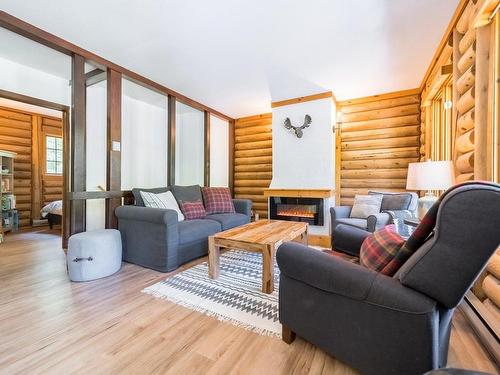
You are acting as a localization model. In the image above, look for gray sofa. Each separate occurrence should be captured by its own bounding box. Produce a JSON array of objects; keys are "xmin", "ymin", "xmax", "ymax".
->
[
  {"xmin": 277, "ymin": 182, "xmax": 500, "ymax": 375},
  {"xmin": 115, "ymin": 185, "xmax": 252, "ymax": 272},
  {"xmin": 331, "ymin": 191, "xmax": 419, "ymax": 234}
]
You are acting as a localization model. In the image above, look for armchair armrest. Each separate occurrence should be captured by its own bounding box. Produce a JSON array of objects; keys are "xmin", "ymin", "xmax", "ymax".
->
[
  {"xmin": 277, "ymin": 242, "xmax": 436, "ymax": 313},
  {"xmin": 233, "ymin": 199, "xmax": 252, "ymax": 217},
  {"xmin": 367, "ymin": 212, "xmax": 392, "ymax": 232},
  {"xmin": 331, "ymin": 206, "xmax": 352, "ymax": 221},
  {"xmin": 115, "ymin": 205, "xmax": 179, "ymax": 224}
]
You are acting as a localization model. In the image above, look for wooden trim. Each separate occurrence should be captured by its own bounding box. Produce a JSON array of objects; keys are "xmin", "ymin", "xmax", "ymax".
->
[
  {"xmin": 204, "ymin": 111, "xmax": 210, "ymax": 187},
  {"xmin": 337, "ymin": 88, "xmax": 421, "ymax": 107},
  {"xmin": 335, "ymin": 124, "xmax": 342, "ymax": 203},
  {"xmin": 70, "ymin": 54, "xmax": 86, "ymax": 235},
  {"xmin": 0, "ymin": 89, "xmax": 68, "ymax": 111},
  {"xmin": 0, "ymin": 11, "xmax": 233, "ymax": 122},
  {"xmin": 271, "ymin": 91, "xmax": 333, "ymax": 108},
  {"xmin": 419, "ymin": 0, "xmax": 470, "ymax": 90},
  {"xmin": 263, "ymin": 188, "xmax": 336, "ymax": 198},
  {"xmin": 67, "ymin": 191, "xmax": 133, "ymax": 200},
  {"xmin": 228, "ymin": 119, "xmax": 235, "ymax": 194},
  {"xmin": 105, "ymin": 69, "xmax": 122, "ymax": 229},
  {"xmin": 167, "ymin": 95, "xmax": 176, "ymax": 186},
  {"xmin": 31, "ymin": 115, "xmax": 42, "ymax": 226}
]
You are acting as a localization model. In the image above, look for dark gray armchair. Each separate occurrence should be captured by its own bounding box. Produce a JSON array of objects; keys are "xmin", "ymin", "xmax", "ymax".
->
[
  {"xmin": 277, "ymin": 183, "xmax": 500, "ymax": 375},
  {"xmin": 331, "ymin": 191, "xmax": 419, "ymax": 234}
]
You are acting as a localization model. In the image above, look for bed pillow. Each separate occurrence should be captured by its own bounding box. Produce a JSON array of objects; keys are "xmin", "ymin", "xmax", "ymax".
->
[
  {"xmin": 202, "ymin": 187, "xmax": 235, "ymax": 214},
  {"xmin": 350, "ymin": 194, "xmax": 383, "ymax": 219},
  {"xmin": 359, "ymin": 224, "xmax": 406, "ymax": 276},
  {"xmin": 140, "ymin": 191, "xmax": 184, "ymax": 221},
  {"xmin": 180, "ymin": 200, "xmax": 207, "ymax": 220}
]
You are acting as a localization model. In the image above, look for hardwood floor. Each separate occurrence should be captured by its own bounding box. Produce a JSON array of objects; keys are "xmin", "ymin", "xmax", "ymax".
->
[{"xmin": 0, "ymin": 229, "xmax": 498, "ymax": 375}]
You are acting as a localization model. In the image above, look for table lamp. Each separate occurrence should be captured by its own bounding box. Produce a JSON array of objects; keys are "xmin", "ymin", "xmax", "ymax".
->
[{"xmin": 406, "ymin": 160, "xmax": 455, "ymax": 219}]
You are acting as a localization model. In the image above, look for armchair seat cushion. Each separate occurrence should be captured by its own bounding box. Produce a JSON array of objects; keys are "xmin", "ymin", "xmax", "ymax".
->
[
  {"xmin": 206, "ymin": 213, "xmax": 249, "ymax": 230},
  {"xmin": 335, "ymin": 218, "xmax": 368, "ymax": 230},
  {"xmin": 177, "ymin": 219, "xmax": 221, "ymax": 245}
]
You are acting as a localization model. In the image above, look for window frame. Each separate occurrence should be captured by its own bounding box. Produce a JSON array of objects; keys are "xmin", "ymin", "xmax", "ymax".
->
[{"xmin": 44, "ymin": 134, "xmax": 63, "ymax": 176}]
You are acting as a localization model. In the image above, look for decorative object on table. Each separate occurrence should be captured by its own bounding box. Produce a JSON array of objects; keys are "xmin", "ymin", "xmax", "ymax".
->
[
  {"xmin": 383, "ymin": 209, "xmax": 417, "ymax": 239},
  {"xmin": 284, "ymin": 114, "xmax": 311, "ymax": 138},
  {"xmin": 67, "ymin": 229, "xmax": 122, "ymax": 282},
  {"xmin": 0, "ymin": 150, "xmax": 16, "ymax": 243},
  {"xmin": 143, "ymin": 249, "xmax": 281, "ymax": 337},
  {"xmin": 406, "ymin": 160, "xmax": 455, "ymax": 219}
]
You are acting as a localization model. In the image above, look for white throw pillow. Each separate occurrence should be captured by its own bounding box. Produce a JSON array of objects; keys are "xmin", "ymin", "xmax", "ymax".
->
[
  {"xmin": 140, "ymin": 191, "xmax": 185, "ymax": 221},
  {"xmin": 350, "ymin": 194, "xmax": 383, "ymax": 219}
]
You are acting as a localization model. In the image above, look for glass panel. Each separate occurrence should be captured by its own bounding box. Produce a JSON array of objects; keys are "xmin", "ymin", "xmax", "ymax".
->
[
  {"xmin": 209, "ymin": 115, "xmax": 229, "ymax": 187},
  {"xmin": 0, "ymin": 27, "xmax": 71, "ymax": 105},
  {"xmin": 46, "ymin": 149, "xmax": 55, "ymax": 162},
  {"xmin": 175, "ymin": 102, "xmax": 204, "ymax": 186},
  {"xmin": 46, "ymin": 136, "xmax": 56, "ymax": 149},
  {"xmin": 121, "ymin": 77, "xmax": 168, "ymax": 189},
  {"xmin": 46, "ymin": 161, "xmax": 56, "ymax": 174},
  {"xmin": 85, "ymin": 61, "xmax": 107, "ymax": 230}
]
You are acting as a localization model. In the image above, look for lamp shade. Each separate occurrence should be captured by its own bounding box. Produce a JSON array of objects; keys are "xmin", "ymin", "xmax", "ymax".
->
[{"xmin": 406, "ymin": 161, "xmax": 455, "ymax": 190}]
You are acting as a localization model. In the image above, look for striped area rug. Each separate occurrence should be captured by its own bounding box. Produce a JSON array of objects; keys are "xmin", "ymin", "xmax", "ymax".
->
[{"xmin": 142, "ymin": 250, "xmax": 280, "ymax": 337}]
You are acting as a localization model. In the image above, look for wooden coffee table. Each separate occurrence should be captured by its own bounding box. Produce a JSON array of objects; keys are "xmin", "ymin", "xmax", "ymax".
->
[{"xmin": 208, "ymin": 220, "xmax": 308, "ymax": 294}]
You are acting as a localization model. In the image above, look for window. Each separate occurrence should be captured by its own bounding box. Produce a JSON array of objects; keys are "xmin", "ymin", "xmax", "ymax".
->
[{"xmin": 46, "ymin": 136, "xmax": 63, "ymax": 174}]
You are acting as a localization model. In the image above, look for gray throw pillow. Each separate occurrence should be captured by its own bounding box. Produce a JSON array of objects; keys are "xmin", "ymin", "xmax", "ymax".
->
[
  {"xmin": 350, "ymin": 194, "xmax": 383, "ymax": 219},
  {"xmin": 369, "ymin": 191, "xmax": 412, "ymax": 211},
  {"xmin": 170, "ymin": 185, "xmax": 203, "ymax": 205}
]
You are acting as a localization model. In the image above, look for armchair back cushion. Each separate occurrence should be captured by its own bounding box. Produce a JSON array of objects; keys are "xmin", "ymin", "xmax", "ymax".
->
[
  {"xmin": 369, "ymin": 190, "xmax": 418, "ymax": 212},
  {"xmin": 132, "ymin": 186, "xmax": 169, "ymax": 206},
  {"xmin": 398, "ymin": 182, "xmax": 500, "ymax": 309},
  {"xmin": 349, "ymin": 194, "xmax": 383, "ymax": 219}
]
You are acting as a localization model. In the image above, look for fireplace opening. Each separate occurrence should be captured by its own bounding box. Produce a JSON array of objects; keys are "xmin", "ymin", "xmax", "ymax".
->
[{"xmin": 269, "ymin": 197, "xmax": 323, "ymax": 226}]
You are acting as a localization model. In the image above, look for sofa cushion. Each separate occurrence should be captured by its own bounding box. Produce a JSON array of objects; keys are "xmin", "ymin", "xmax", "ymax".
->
[
  {"xmin": 206, "ymin": 213, "xmax": 249, "ymax": 230},
  {"xmin": 369, "ymin": 191, "xmax": 413, "ymax": 211},
  {"xmin": 202, "ymin": 187, "xmax": 235, "ymax": 214},
  {"xmin": 350, "ymin": 194, "xmax": 383, "ymax": 218},
  {"xmin": 336, "ymin": 218, "xmax": 368, "ymax": 230},
  {"xmin": 177, "ymin": 219, "xmax": 221, "ymax": 245},
  {"xmin": 132, "ymin": 187, "xmax": 169, "ymax": 206},
  {"xmin": 171, "ymin": 185, "xmax": 203, "ymax": 205},
  {"xmin": 140, "ymin": 191, "xmax": 184, "ymax": 221},
  {"xmin": 180, "ymin": 200, "xmax": 207, "ymax": 220},
  {"xmin": 360, "ymin": 224, "xmax": 405, "ymax": 276}
]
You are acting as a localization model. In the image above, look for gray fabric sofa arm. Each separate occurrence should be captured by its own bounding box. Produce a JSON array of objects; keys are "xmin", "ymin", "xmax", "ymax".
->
[
  {"xmin": 233, "ymin": 199, "xmax": 252, "ymax": 217},
  {"xmin": 366, "ymin": 212, "xmax": 392, "ymax": 232},
  {"xmin": 277, "ymin": 242, "xmax": 436, "ymax": 313},
  {"xmin": 115, "ymin": 205, "xmax": 180, "ymax": 224}
]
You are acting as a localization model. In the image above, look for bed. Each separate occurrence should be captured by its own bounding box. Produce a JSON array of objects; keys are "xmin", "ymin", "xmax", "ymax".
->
[{"xmin": 41, "ymin": 200, "xmax": 62, "ymax": 229}]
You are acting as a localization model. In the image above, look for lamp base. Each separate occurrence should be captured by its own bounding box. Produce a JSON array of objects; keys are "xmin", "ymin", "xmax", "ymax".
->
[{"xmin": 417, "ymin": 191, "xmax": 438, "ymax": 219}]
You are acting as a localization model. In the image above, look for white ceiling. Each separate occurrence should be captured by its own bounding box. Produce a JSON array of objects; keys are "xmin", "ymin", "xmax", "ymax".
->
[{"xmin": 0, "ymin": 0, "xmax": 459, "ymax": 118}]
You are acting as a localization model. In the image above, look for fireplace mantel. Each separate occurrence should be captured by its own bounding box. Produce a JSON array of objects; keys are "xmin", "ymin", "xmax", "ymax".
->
[{"xmin": 263, "ymin": 188, "xmax": 336, "ymax": 199}]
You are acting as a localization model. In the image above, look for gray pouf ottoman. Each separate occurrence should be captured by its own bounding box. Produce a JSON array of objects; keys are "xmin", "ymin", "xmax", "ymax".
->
[{"xmin": 67, "ymin": 229, "xmax": 122, "ymax": 282}]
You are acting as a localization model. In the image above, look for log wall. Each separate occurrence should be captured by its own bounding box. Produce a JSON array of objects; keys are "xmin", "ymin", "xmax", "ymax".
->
[
  {"xmin": 337, "ymin": 90, "xmax": 421, "ymax": 205},
  {"xmin": 234, "ymin": 113, "xmax": 272, "ymax": 218}
]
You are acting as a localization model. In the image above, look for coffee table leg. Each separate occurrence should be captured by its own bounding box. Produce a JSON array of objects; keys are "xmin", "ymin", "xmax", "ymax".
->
[
  {"xmin": 302, "ymin": 226, "xmax": 309, "ymax": 246},
  {"xmin": 262, "ymin": 244, "xmax": 275, "ymax": 293},
  {"xmin": 208, "ymin": 236, "xmax": 220, "ymax": 279}
]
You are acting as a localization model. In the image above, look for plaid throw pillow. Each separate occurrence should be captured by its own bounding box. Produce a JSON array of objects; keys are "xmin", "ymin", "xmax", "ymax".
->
[
  {"xmin": 202, "ymin": 187, "xmax": 235, "ymax": 214},
  {"xmin": 180, "ymin": 200, "xmax": 206, "ymax": 220},
  {"xmin": 360, "ymin": 224, "xmax": 405, "ymax": 276}
]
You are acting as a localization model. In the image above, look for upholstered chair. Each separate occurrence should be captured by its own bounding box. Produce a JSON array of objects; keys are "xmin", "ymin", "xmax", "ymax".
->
[{"xmin": 277, "ymin": 182, "xmax": 500, "ymax": 375}]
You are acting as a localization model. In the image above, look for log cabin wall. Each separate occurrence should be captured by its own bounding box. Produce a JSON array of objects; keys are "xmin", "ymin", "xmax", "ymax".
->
[
  {"xmin": 0, "ymin": 105, "xmax": 63, "ymax": 227},
  {"xmin": 336, "ymin": 90, "xmax": 421, "ymax": 205},
  {"xmin": 233, "ymin": 113, "xmax": 272, "ymax": 219}
]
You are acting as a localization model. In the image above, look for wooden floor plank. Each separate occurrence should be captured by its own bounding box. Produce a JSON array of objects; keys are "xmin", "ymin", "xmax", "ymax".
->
[{"xmin": 0, "ymin": 228, "xmax": 497, "ymax": 374}]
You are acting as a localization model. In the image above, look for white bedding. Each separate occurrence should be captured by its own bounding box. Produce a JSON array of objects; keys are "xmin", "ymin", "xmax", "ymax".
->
[{"xmin": 41, "ymin": 200, "xmax": 63, "ymax": 218}]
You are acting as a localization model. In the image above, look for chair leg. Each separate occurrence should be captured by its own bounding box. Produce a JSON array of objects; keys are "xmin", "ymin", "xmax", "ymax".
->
[{"xmin": 282, "ymin": 324, "xmax": 296, "ymax": 344}]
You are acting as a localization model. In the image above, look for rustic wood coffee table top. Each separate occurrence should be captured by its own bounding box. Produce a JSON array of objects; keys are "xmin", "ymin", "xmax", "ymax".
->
[{"xmin": 208, "ymin": 220, "xmax": 309, "ymax": 294}]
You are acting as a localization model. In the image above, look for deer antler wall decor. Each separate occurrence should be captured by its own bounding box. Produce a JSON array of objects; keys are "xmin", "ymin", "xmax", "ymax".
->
[{"xmin": 283, "ymin": 115, "xmax": 312, "ymax": 138}]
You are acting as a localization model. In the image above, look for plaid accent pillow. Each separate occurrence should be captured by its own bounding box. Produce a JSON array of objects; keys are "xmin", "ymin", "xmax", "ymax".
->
[
  {"xmin": 179, "ymin": 200, "xmax": 206, "ymax": 220},
  {"xmin": 202, "ymin": 187, "xmax": 235, "ymax": 214},
  {"xmin": 360, "ymin": 224, "xmax": 405, "ymax": 275}
]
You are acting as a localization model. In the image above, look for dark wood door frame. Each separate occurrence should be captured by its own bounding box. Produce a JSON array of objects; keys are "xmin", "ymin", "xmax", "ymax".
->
[
  {"xmin": 204, "ymin": 111, "xmax": 211, "ymax": 187},
  {"xmin": 167, "ymin": 95, "xmax": 176, "ymax": 186},
  {"xmin": 0, "ymin": 88, "xmax": 71, "ymax": 247}
]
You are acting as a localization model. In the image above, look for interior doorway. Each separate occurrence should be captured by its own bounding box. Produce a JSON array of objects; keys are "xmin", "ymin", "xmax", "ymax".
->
[{"xmin": 0, "ymin": 89, "xmax": 69, "ymax": 245}]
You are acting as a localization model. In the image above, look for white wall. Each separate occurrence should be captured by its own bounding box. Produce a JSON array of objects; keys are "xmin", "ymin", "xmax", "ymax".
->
[
  {"xmin": 0, "ymin": 57, "xmax": 70, "ymax": 105},
  {"xmin": 85, "ymin": 81, "xmax": 107, "ymax": 230},
  {"xmin": 271, "ymin": 98, "xmax": 335, "ymax": 189},
  {"xmin": 121, "ymin": 82, "xmax": 168, "ymax": 189},
  {"xmin": 209, "ymin": 115, "xmax": 229, "ymax": 187}
]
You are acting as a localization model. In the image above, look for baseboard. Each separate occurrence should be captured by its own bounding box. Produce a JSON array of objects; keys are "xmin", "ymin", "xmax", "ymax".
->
[{"xmin": 308, "ymin": 234, "xmax": 331, "ymax": 248}]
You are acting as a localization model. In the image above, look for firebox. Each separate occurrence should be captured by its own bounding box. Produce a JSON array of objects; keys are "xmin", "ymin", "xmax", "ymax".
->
[{"xmin": 269, "ymin": 197, "xmax": 324, "ymax": 226}]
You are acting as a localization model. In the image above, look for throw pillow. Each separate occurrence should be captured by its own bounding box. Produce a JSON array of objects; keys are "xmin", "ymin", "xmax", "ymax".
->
[
  {"xmin": 202, "ymin": 187, "xmax": 235, "ymax": 214},
  {"xmin": 359, "ymin": 224, "xmax": 405, "ymax": 276},
  {"xmin": 180, "ymin": 200, "xmax": 207, "ymax": 220},
  {"xmin": 140, "ymin": 191, "xmax": 185, "ymax": 221},
  {"xmin": 350, "ymin": 194, "xmax": 383, "ymax": 219}
]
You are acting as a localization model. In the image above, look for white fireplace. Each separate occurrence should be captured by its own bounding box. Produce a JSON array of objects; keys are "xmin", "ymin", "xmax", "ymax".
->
[{"xmin": 265, "ymin": 93, "xmax": 336, "ymax": 238}]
